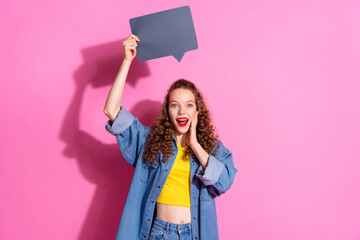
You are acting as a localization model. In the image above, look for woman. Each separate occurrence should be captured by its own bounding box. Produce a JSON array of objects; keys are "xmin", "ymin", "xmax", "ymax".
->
[{"xmin": 103, "ymin": 34, "xmax": 238, "ymax": 240}]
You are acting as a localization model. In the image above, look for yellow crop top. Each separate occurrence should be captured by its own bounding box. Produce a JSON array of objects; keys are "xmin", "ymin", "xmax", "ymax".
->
[{"xmin": 157, "ymin": 142, "xmax": 191, "ymax": 208}]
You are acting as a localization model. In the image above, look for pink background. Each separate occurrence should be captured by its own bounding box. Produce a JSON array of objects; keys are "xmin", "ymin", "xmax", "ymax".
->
[{"xmin": 1, "ymin": 0, "xmax": 360, "ymax": 239}]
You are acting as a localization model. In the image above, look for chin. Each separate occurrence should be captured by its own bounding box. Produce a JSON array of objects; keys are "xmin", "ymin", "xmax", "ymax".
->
[{"xmin": 175, "ymin": 127, "xmax": 190, "ymax": 135}]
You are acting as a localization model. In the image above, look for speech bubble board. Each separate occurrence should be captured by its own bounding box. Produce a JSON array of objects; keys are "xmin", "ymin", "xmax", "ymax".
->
[{"xmin": 129, "ymin": 6, "xmax": 198, "ymax": 62}]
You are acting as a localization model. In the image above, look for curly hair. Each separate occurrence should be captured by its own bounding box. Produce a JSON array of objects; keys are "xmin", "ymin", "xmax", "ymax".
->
[{"xmin": 142, "ymin": 79, "xmax": 218, "ymax": 164}]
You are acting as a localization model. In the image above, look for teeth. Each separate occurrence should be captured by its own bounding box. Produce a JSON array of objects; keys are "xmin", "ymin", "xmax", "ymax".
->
[{"xmin": 177, "ymin": 119, "xmax": 188, "ymax": 122}]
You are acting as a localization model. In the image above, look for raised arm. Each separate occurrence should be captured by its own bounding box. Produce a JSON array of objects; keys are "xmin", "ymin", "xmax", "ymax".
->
[{"xmin": 103, "ymin": 34, "xmax": 140, "ymax": 121}]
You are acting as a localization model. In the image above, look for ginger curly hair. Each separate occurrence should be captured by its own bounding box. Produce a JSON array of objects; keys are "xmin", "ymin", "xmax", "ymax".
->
[{"xmin": 142, "ymin": 79, "xmax": 218, "ymax": 164}]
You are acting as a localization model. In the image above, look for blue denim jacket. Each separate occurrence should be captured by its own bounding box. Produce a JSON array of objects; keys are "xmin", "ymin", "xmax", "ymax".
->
[{"xmin": 105, "ymin": 107, "xmax": 238, "ymax": 240}]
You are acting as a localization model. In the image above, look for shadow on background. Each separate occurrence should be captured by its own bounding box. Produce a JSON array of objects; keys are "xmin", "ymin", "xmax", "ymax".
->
[{"xmin": 59, "ymin": 39, "xmax": 161, "ymax": 240}]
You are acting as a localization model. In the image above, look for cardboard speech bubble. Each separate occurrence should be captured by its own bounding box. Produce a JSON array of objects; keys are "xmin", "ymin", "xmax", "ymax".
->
[{"xmin": 129, "ymin": 6, "xmax": 198, "ymax": 62}]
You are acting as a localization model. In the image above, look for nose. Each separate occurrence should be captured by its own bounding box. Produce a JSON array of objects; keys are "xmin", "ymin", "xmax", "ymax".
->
[{"xmin": 178, "ymin": 106, "xmax": 185, "ymax": 115}]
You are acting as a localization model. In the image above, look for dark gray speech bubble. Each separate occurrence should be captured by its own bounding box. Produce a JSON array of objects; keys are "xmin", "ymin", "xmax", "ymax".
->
[{"xmin": 129, "ymin": 6, "xmax": 198, "ymax": 62}]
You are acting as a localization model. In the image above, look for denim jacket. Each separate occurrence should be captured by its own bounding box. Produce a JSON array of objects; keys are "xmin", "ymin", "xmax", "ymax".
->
[{"xmin": 105, "ymin": 107, "xmax": 238, "ymax": 240}]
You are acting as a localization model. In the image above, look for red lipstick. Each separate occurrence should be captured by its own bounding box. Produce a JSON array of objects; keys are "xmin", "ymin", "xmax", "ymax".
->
[{"xmin": 176, "ymin": 117, "xmax": 189, "ymax": 127}]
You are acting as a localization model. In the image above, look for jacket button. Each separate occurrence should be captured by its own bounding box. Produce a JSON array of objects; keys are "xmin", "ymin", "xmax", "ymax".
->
[
  {"xmin": 152, "ymin": 201, "xmax": 154, "ymax": 203},
  {"xmin": 144, "ymin": 236, "xmax": 146, "ymax": 238},
  {"xmin": 192, "ymin": 160, "xmax": 195, "ymax": 162},
  {"xmin": 193, "ymin": 196, "xmax": 196, "ymax": 199},
  {"xmin": 157, "ymin": 186, "xmax": 160, "ymax": 188},
  {"xmin": 147, "ymin": 219, "xmax": 150, "ymax": 221},
  {"xmin": 193, "ymin": 216, "xmax": 196, "ymax": 219},
  {"xmin": 165, "ymin": 169, "xmax": 168, "ymax": 172},
  {"xmin": 195, "ymin": 237, "xmax": 198, "ymax": 239}
]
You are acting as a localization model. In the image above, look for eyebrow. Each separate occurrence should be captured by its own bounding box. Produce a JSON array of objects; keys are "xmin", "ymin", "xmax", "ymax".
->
[{"xmin": 170, "ymin": 100, "xmax": 195, "ymax": 103}]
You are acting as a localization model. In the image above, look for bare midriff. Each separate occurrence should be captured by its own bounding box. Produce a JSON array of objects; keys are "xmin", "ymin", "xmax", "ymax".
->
[{"xmin": 156, "ymin": 202, "xmax": 191, "ymax": 224}]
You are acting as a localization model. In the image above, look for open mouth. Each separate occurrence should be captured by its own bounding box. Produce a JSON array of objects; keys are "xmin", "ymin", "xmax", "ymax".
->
[{"xmin": 176, "ymin": 118, "xmax": 189, "ymax": 127}]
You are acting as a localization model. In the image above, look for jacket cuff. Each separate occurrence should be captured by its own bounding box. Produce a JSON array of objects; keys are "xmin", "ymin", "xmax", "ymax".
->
[
  {"xmin": 105, "ymin": 107, "xmax": 135, "ymax": 135},
  {"xmin": 195, "ymin": 155, "xmax": 225, "ymax": 186}
]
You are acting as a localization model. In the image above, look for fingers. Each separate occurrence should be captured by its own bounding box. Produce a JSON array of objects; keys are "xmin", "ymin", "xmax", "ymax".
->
[
  {"xmin": 123, "ymin": 39, "xmax": 138, "ymax": 47},
  {"xmin": 124, "ymin": 44, "xmax": 136, "ymax": 53},
  {"xmin": 122, "ymin": 34, "xmax": 139, "ymax": 61},
  {"xmin": 194, "ymin": 112, "xmax": 198, "ymax": 124},
  {"xmin": 126, "ymin": 34, "xmax": 140, "ymax": 42},
  {"xmin": 191, "ymin": 112, "xmax": 199, "ymax": 128},
  {"xmin": 123, "ymin": 34, "xmax": 140, "ymax": 48},
  {"xmin": 131, "ymin": 34, "xmax": 140, "ymax": 41},
  {"xmin": 128, "ymin": 46, "xmax": 136, "ymax": 55}
]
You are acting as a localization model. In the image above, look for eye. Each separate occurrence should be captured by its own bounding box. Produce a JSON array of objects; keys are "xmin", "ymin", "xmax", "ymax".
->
[
  {"xmin": 187, "ymin": 104, "xmax": 193, "ymax": 108},
  {"xmin": 170, "ymin": 104, "xmax": 178, "ymax": 108}
]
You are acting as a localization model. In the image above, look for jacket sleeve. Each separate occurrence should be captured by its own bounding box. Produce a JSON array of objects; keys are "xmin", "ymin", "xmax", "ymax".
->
[
  {"xmin": 195, "ymin": 140, "xmax": 238, "ymax": 197},
  {"xmin": 105, "ymin": 107, "xmax": 150, "ymax": 168}
]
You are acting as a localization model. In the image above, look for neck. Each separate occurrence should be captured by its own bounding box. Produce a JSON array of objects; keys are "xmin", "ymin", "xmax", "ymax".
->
[{"xmin": 174, "ymin": 132, "xmax": 186, "ymax": 147}]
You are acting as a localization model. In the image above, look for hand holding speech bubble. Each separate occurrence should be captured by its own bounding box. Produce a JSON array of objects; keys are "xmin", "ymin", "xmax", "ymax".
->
[{"xmin": 129, "ymin": 6, "xmax": 198, "ymax": 62}]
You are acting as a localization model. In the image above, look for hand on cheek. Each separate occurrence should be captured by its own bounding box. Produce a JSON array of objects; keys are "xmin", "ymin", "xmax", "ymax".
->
[{"xmin": 186, "ymin": 111, "xmax": 198, "ymax": 147}]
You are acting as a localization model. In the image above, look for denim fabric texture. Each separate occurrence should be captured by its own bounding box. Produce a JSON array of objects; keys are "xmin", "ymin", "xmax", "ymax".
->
[
  {"xmin": 105, "ymin": 107, "xmax": 238, "ymax": 240},
  {"xmin": 149, "ymin": 216, "xmax": 192, "ymax": 240}
]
